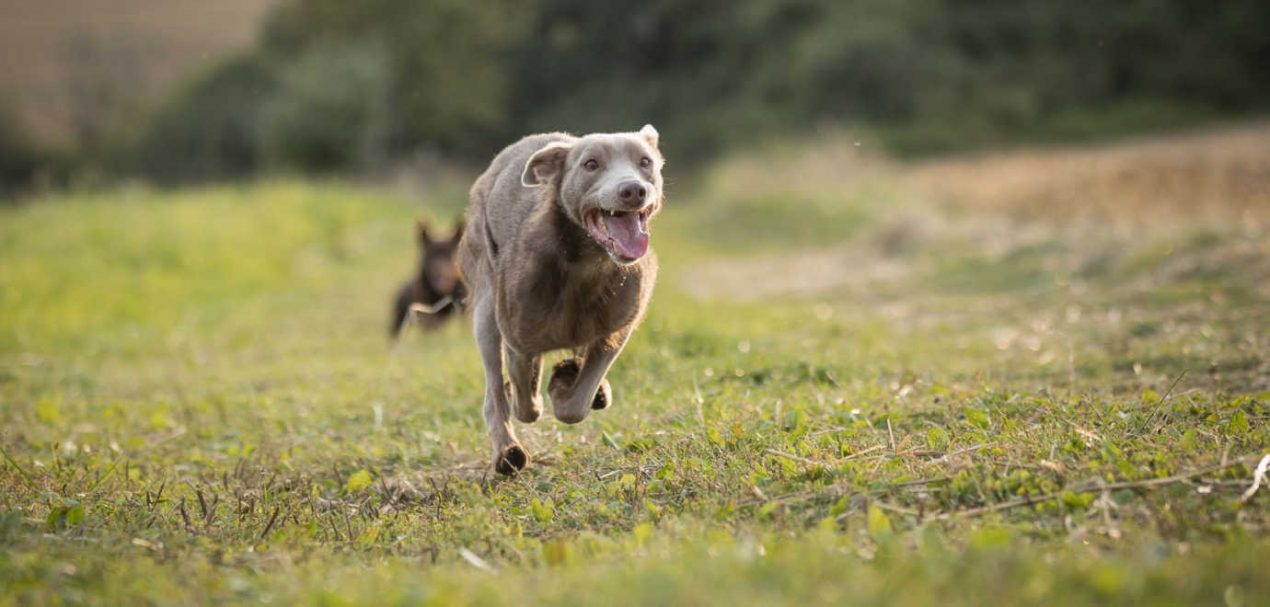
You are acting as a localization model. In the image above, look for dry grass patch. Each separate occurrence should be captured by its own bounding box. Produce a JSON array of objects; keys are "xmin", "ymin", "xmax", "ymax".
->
[{"xmin": 907, "ymin": 123, "xmax": 1270, "ymax": 225}]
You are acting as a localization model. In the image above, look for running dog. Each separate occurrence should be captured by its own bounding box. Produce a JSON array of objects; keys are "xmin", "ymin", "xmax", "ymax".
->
[
  {"xmin": 458, "ymin": 125, "xmax": 664, "ymax": 474},
  {"xmin": 390, "ymin": 218, "xmax": 465, "ymax": 337}
]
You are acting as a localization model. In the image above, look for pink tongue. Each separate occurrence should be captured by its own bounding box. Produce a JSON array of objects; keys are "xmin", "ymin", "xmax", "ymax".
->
[{"xmin": 601, "ymin": 213, "xmax": 648, "ymax": 259}]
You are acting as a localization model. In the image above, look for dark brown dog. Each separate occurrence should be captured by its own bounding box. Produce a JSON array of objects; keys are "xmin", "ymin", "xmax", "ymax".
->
[
  {"xmin": 458, "ymin": 125, "xmax": 664, "ymax": 474},
  {"xmin": 390, "ymin": 219, "xmax": 466, "ymax": 337}
]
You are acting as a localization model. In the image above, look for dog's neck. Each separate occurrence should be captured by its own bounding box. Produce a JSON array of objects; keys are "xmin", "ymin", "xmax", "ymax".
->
[{"xmin": 550, "ymin": 200, "xmax": 599, "ymax": 264}]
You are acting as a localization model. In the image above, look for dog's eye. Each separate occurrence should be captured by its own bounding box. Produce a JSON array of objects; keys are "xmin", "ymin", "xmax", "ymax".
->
[
  {"xmin": 583, "ymin": 159, "xmax": 599, "ymax": 171},
  {"xmin": 639, "ymin": 157, "xmax": 652, "ymax": 168}
]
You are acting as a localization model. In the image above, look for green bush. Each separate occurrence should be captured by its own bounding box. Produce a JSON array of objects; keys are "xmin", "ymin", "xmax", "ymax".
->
[
  {"xmin": 257, "ymin": 44, "xmax": 390, "ymax": 172},
  {"xmin": 512, "ymin": 0, "xmax": 1270, "ymax": 161},
  {"xmin": 0, "ymin": 100, "xmax": 45, "ymax": 198},
  {"xmin": 260, "ymin": 0, "xmax": 528, "ymax": 157},
  {"xmin": 119, "ymin": 0, "xmax": 1270, "ymax": 182},
  {"xmin": 127, "ymin": 53, "xmax": 281, "ymax": 183}
]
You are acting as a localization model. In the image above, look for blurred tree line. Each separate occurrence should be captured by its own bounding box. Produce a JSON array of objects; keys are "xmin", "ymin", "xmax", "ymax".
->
[{"xmin": 3, "ymin": 0, "xmax": 1268, "ymax": 190}]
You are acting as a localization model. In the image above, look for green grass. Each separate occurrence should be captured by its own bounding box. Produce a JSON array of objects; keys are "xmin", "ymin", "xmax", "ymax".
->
[{"xmin": 1, "ymin": 150, "xmax": 1267, "ymax": 606}]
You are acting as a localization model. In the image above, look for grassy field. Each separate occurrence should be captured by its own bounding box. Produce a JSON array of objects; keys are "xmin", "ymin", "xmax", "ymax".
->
[{"xmin": 1, "ymin": 125, "xmax": 1268, "ymax": 605}]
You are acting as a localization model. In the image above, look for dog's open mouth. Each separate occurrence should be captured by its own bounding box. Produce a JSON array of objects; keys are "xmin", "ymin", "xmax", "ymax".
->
[{"xmin": 585, "ymin": 208, "xmax": 650, "ymax": 263}]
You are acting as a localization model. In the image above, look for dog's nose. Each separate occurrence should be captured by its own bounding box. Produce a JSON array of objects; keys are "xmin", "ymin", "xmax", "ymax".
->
[{"xmin": 617, "ymin": 181, "xmax": 647, "ymax": 206}]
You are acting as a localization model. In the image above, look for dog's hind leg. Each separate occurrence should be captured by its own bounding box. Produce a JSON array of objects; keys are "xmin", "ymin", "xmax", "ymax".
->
[
  {"xmin": 505, "ymin": 346, "xmax": 543, "ymax": 423},
  {"xmin": 473, "ymin": 295, "xmax": 528, "ymax": 474},
  {"xmin": 548, "ymin": 328, "xmax": 631, "ymax": 424}
]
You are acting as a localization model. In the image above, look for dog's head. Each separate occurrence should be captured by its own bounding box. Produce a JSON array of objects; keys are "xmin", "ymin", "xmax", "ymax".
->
[
  {"xmin": 416, "ymin": 218, "xmax": 464, "ymax": 295},
  {"xmin": 521, "ymin": 125, "xmax": 664, "ymax": 265}
]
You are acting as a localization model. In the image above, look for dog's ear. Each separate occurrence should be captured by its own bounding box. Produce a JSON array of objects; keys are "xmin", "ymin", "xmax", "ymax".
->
[
  {"xmin": 639, "ymin": 124, "xmax": 659, "ymax": 149},
  {"xmin": 451, "ymin": 217, "xmax": 465, "ymax": 243},
  {"xmin": 416, "ymin": 218, "xmax": 433, "ymax": 245},
  {"xmin": 522, "ymin": 142, "xmax": 573, "ymax": 187}
]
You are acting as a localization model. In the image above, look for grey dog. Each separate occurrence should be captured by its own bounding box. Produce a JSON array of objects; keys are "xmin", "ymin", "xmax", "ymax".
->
[{"xmin": 458, "ymin": 125, "xmax": 664, "ymax": 474}]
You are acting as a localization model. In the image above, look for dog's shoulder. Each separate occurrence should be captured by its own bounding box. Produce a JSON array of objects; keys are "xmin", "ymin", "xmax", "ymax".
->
[
  {"xmin": 487, "ymin": 132, "xmax": 575, "ymax": 176},
  {"xmin": 470, "ymin": 132, "xmax": 574, "ymax": 210},
  {"xmin": 507, "ymin": 132, "xmax": 575, "ymax": 156}
]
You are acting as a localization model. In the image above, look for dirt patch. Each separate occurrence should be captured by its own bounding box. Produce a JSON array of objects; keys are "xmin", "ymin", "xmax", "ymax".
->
[
  {"xmin": 680, "ymin": 124, "xmax": 1270, "ymax": 302},
  {"xmin": 678, "ymin": 241, "xmax": 918, "ymax": 301},
  {"xmin": 906, "ymin": 123, "xmax": 1270, "ymax": 226}
]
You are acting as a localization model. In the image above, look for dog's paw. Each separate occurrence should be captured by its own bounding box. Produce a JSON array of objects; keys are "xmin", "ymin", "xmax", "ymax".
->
[
  {"xmin": 548, "ymin": 358, "xmax": 581, "ymax": 401},
  {"xmin": 494, "ymin": 444, "xmax": 529, "ymax": 476},
  {"xmin": 591, "ymin": 379, "xmax": 611, "ymax": 410}
]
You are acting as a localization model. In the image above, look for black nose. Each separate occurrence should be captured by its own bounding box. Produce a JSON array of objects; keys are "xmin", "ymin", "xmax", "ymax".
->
[{"xmin": 617, "ymin": 181, "xmax": 647, "ymax": 205}]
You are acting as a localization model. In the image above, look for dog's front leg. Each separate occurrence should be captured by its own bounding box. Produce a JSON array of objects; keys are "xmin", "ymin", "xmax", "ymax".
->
[
  {"xmin": 548, "ymin": 328, "xmax": 632, "ymax": 424},
  {"xmin": 504, "ymin": 345, "xmax": 543, "ymax": 423},
  {"xmin": 473, "ymin": 295, "xmax": 528, "ymax": 474}
]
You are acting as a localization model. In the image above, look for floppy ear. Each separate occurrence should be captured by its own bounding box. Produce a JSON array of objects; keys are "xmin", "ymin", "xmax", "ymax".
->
[
  {"xmin": 639, "ymin": 124, "xmax": 659, "ymax": 148},
  {"xmin": 521, "ymin": 142, "xmax": 573, "ymax": 187},
  {"xmin": 416, "ymin": 218, "xmax": 432, "ymax": 245}
]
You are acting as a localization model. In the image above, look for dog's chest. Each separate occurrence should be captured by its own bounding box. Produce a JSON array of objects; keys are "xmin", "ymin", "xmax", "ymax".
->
[{"xmin": 501, "ymin": 261, "xmax": 643, "ymax": 351}]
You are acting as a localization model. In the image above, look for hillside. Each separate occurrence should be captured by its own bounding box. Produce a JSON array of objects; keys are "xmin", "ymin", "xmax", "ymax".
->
[{"xmin": 0, "ymin": 0, "xmax": 274, "ymax": 144}]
